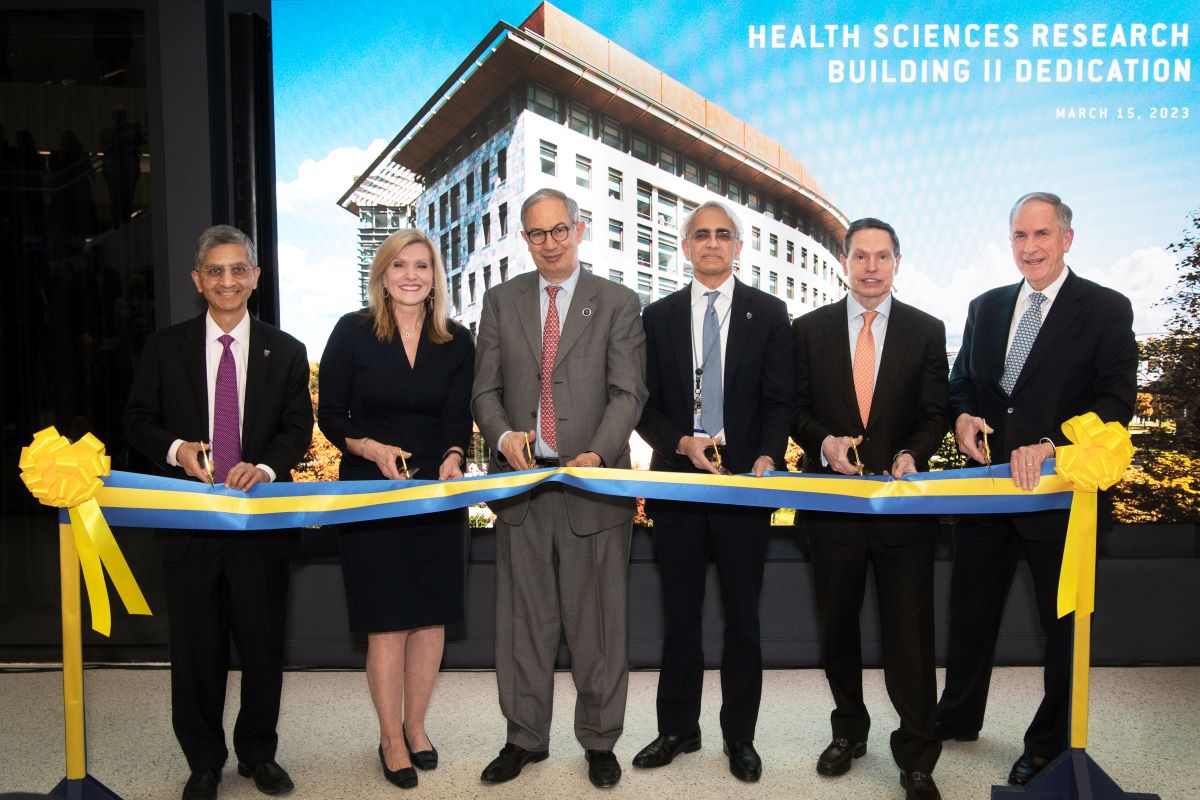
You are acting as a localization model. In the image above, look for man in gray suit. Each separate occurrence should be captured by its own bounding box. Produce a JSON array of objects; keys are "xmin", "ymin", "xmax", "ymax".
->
[{"xmin": 472, "ymin": 187, "xmax": 648, "ymax": 789}]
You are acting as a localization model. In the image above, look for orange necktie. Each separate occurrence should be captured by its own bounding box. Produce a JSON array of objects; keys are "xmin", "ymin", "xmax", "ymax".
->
[{"xmin": 853, "ymin": 310, "xmax": 878, "ymax": 427}]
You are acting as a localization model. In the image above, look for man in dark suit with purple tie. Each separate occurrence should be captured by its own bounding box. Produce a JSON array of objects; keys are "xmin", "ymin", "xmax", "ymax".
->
[
  {"xmin": 124, "ymin": 225, "xmax": 312, "ymax": 800},
  {"xmin": 936, "ymin": 192, "xmax": 1138, "ymax": 787}
]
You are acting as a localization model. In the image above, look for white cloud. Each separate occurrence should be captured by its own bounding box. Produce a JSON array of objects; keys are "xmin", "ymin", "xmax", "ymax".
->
[
  {"xmin": 1074, "ymin": 247, "xmax": 1178, "ymax": 338},
  {"xmin": 276, "ymin": 139, "xmax": 389, "ymax": 358}
]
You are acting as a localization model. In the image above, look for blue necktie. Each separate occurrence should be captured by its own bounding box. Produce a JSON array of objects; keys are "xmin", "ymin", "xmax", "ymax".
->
[
  {"xmin": 701, "ymin": 291, "xmax": 723, "ymax": 437},
  {"xmin": 1000, "ymin": 291, "xmax": 1046, "ymax": 396}
]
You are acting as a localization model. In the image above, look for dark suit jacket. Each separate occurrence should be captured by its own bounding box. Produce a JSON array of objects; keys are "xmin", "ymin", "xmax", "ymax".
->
[
  {"xmin": 471, "ymin": 269, "xmax": 647, "ymax": 534},
  {"xmin": 124, "ymin": 313, "xmax": 313, "ymax": 557},
  {"xmin": 793, "ymin": 296, "xmax": 949, "ymax": 543},
  {"xmin": 949, "ymin": 268, "xmax": 1137, "ymax": 539},
  {"xmin": 637, "ymin": 279, "xmax": 793, "ymax": 478}
]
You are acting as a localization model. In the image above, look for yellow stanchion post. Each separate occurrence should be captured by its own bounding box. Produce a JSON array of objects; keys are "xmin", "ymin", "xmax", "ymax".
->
[{"xmin": 59, "ymin": 523, "xmax": 87, "ymax": 782}]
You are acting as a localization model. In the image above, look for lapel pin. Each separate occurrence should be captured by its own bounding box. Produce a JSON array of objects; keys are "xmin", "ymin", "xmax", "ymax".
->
[
  {"xmin": 263, "ymin": 349, "xmax": 271, "ymax": 357},
  {"xmin": 582, "ymin": 307, "xmax": 592, "ymax": 317},
  {"xmin": 746, "ymin": 312, "xmax": 753, "ymax": 319}
]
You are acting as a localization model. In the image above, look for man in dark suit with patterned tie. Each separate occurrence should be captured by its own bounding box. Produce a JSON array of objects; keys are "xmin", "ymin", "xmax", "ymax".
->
[
  {"xmin": 124, "ymin": 225, "xmax": 312, "ymax": 800},
  {"xmin": 792, "ymin": 218, "xmax": 949, "ymax": 800},
  {"xmin": 634, "ymin": 200, "xmax": 793, "ymax": 783},
  {"xmin": 936, "ymin": 192, "xmax": 1137, "ymax": 786}
]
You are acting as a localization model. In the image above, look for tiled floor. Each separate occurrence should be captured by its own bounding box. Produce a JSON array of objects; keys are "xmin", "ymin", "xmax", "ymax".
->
[{"xmin": 0, "ymin": 666, "xmax": 1193, "ymax": 799}]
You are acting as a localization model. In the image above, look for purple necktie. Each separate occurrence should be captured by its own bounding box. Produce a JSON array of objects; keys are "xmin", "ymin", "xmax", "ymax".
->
[{"xmin": 212, "ymin": 334, "xmax": 242, "ymax": 483}]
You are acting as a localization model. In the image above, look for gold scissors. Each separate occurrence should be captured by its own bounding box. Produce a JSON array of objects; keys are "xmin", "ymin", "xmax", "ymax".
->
[
  {"xmin": 524, "ymin": 432, "xmax": 534, "ymax": 466},
  {"xmin": 397, "ymin": 448, "xmax": 418, "ymax": 479},
  {"xmin": 981, "ymin": 422, "xmax": 993, "ymax": 479},
  {"xmin": 708, "ymin": 439, "xmax": 732, "ymax": 475},
  {"xmin": 850, "ymin": 439, "xmax": 864, "ymax": 476},
  {"xmin": 198, "ymin": 441, "xmax": 215, "ymax": 486}
]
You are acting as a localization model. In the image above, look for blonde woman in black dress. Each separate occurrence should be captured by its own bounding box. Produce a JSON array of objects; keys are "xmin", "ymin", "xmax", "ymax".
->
[{"xmin": 318, "ymin": 229, "xmax": 473, "ymax": 790}]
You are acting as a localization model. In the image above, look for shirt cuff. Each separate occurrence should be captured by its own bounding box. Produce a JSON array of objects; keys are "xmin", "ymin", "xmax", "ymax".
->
[
  {"xmin": 819, "ymin": 435, "xmax": 832, "ymax": 467},
  {"xmin": 167, "ymin": 439, "xmax": 184, "ymax": 467},
  {"xmin": 256, "ymin": 464, "xmax": 277, "ymax": 482}
]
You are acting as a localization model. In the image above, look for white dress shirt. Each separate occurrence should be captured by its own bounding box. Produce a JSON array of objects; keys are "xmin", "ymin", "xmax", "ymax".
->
[
  {"xmin": 846, "ymin": 293, "xmax": 892, "ymax": 385},
  {"xmin": 690, "ymin": 274, "xmax": 735, "ymax": 442},
  {"xmin": 1005, "ymin": 266, "xmax": 1069, "ymax": 357}
]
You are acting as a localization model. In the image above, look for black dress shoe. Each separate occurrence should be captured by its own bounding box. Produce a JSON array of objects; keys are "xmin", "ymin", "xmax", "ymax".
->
[
  {"xmin": 480, "ymin": 743, "xmax": 549, "ymax": 784},
  {"xmin": 632, "ymin": 731, "xmax": 702, "ymax": 768},
  {"xmin": 934, "ymin": 722, "xmax": 980, "ymax": 742},
  {"xmin": 1008, "ymin": 753, "xmax": 1051, "ymax": 786},
  {"xmin": 182, "ymin": 768, "xmax": 220, "ymax": 800},
  {"xmin": 236, "ymin": 760, "xmax": 293, "ymax": 796},
  {"xmin": 586, "ymin": 750, "xmax": 622, "ymax": 788},
  {"xmin": 901, "ymin": 770, "xmax": 942, "ymax": 800},
  {"xmin": 378, "ymin": 745, "xmax": 418, "ymax": 789},
  {"xmin": 723, "ymin": 740, "xmax": 762, "ymax": 782},
  {"xmin": 816, "ymin": 737, "xmax": 867, "ymax": 776},
  {"xmin": 403, "ymin": 727, "xmax": 438, "ymax": 771}
]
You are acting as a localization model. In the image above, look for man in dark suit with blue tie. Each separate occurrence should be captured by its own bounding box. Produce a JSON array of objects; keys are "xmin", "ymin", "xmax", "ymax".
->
[
  {"xmin": 936, "ymin": 192, "xmax": 1138, "ymax": 786},
  {"xmin": 634, "ymin": 200, "xmax": 793, "ymax": 783},
  {"xmin": 124, "ymin": 225, "xmax": 312, "ymax": 800},
  {"xmin": 792, "ymin": 218, "xmax": 949, "ymax": 800}
]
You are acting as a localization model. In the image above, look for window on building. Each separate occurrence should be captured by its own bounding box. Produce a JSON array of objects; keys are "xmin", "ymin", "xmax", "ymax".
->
[
  {"xmin": 657, "ymin": 191, "xmax": 677, "ymax": 229},
  {"xmin": 609, "ymin": 219, "xmax": 624, "ymax": 250},
  {"xmin": 600, "ymin": 115, "xmax": 625, "ymax": 150},
  {"xmin": 483, "ymin": 264, "xmax": 492, "ymax": 289},
  {"xmin": 769, "ymin": 233, "xmax": 778, "ymax": 257},
  {"xmin": 726, "ymin": 181, "xmax": 742, "ymax": 204},
  {"xmin": 580, "ymin": 209, "xmax": 593, "ymax": 241},
  {"xmin": 801, "ymin": 246, "xmax": 809, "ymax": 270},
  {"xmin": 768, "ymin": 271, "xmax": 777, "ymax": 294},
  {"xmin": 608, "ymin": 168, "xmax": 623, "ymax": 200},
  {"xmin": 451, "ymin": 272, "xmax": 461, "ymax": 309},
  {"xmin": 497, "ymin": 147, "xmax": 507, "ymax": 183},
  {"xmin": 751, "ymin": 226, "xmax": 761, "ymax": 251},
  {"xmin": 637, "ymin": 272, "xmax": 653, "ymax": 305},
  {"xmin": 659, "ymin": 276, "xmax": 677, "ymax": 298},
  {"xmin": 451, "ymin": 185, "xmax": 461, "ymax": 221},
  {"xmin": 467, "ymin": 222, "xmax": 476, "ymax": 253},
  {"xmin": 580, "ymin": 261, "xmax": 592, "ymax": 273},
  {"xmin": 764, "ymin": 197, "xmax": 777, "ymax": 219},
  {"xmin": 683, "ymin": 159, "xmax": 702, "ymax": 186},
  {"xmin": 657, "ymin": 231, "xmax": 677, "ymax": 272},
  {"xmin": 539, "ymin": 140, "xmax": 557, "ymax": 176},
  {"xmin": 499, "ymin": 202, "xmax": 508, "ymax": 237},
  {"xmin": 569, "ymin": 103, "xmax": 592, "ymax": 136},
  {"xmin": 466, "ymin": 171, "xmax": 475, "ymax": 204},
  {"xmin": 440, "ymin": 232, "xmax": 450, "ymax": 268},
  {"xmin": 751, "ymin": 265, "xmax": 761, "ymax": 288},
  {"xmin": 528, "ymin": 83, "xmax": 560, "ymax": 121},
  {"xmin": 801, "ymin": 282, "xmax": 809, "ymax": 304},
  {"xmin": 786, "ymin": 240, "xmax": 795, "ymax": 263},
  {"xmin": 450, "ymin": 226, "xmax": 462, "ymax": 270},
  {"xmin": 469, "ymin": 272, "xmax": 477, "ymax": 303},
  {"xmin": 636, "ymin": 182, "xmax": 651, "ymax": 220},
  {"xmin": 608, "ymin": 269, "xmax": 624, "ymax": 285},
  {"xmin": 659, "ymin": 147, "xmax": 678, "ymax": 175},
  {"xmin": 500, "ymin": 257, "xmax": 509, "ymax": 282},
  {"xmin": 747, "ymin": 190, "xmax": 761, "ymax": 211},
  {"xmin": 482, "ymin": 212, "xmax": 491, "ymax": 245},
  {"xmin": 481, "ymin": 160, "xmax": 491, "ymax": 193},
  {"xmin": 632, "ymin": 133, "xmax": 653, "ymax": 164},
  {"xmin": 427, "ymin": 202, "xmax": 436, "ymax": 229},
  {"xmin": 637, "ymin": 225, "xmax": 652, "ymax": 267},
  {"xmin": 786, "ymin": 276, "xmax": 795, "ymax": 299},
  {"xmin": 439, "ymin": 192, "xmax": 449, "ymax": 229},
  {"xmin": 575, "ymin": 155, "xmax": 591, "ymax": 188},
  {"xmin": 704, "ymin": 170, "xmax": 722, "ymax": 196}
]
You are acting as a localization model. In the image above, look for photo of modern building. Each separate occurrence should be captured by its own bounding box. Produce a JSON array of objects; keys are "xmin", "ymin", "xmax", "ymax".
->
[{"xmin": 339, "ymin": 2, "xmax": 850, "ymax": 331}]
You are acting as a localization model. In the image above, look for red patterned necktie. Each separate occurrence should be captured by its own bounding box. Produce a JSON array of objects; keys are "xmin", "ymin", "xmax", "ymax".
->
[
  {"xmin": 212, "ymin": 334, "xmax": 242, "ymax": 482},
  {"xmin": 853, "ymin": 311, "xmax": 878, "ymax": 427},
  {"xmin": 540, "ymin": 286, "xmax": 561, "ymax": 451}
]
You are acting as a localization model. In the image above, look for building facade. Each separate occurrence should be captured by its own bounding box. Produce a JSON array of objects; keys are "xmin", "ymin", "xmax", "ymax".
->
[{"xmin": 341, "ymin": 3, "xmax": 849, "ymax": 333}]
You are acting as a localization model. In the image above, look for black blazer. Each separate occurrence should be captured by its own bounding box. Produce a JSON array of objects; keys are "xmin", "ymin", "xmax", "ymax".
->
[
  {"xmin": 793, "ymin": 296, "xmax": 949, "ymax": 475},
  {"xmin": 949, "ymin": 269, "xmax": 1137, "ymax": 539},
  {"xmin": 124, "ymin": 313, "xmax": 313, "ymax": 556},
  {"xmin": 637, "ymin": 278, "xmax": 794, "ymax": 476}
]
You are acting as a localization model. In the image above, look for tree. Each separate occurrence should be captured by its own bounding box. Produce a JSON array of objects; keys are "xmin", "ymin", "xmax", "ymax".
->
[{"xmin": 1142, "ymin": 209, "xmax": 1200, "ymax": 454}]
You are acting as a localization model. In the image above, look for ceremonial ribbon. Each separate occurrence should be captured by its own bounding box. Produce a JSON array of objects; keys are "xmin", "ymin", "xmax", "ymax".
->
[
  {"xmin": 19, "ymin": 427, "xmax": 151, "ymax": 637},
  {"xmin": 1054, "ymin": 412, "xmax": 1136, "ymax": 618}
]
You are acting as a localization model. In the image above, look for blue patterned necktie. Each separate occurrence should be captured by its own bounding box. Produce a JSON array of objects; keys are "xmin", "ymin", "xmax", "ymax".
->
[
  {"xmin": 700, "ymin": 290, "xmax": 723, "ymax": 437},
  {"xmin": 1000, "ymin": 291, "xmax": 1046, "ymax": 396}
]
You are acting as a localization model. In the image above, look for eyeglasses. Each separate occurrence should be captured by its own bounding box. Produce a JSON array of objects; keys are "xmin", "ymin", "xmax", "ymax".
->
[
  {"xmin": 689, "ymin": 229, "xmax": 737, "ymax": 244},
  {"xmin": 525, "ymin": 223, "xmax": 574, "ymax": 245},
  {"xmin": 197, "ymin": 264, "xmax": 254, "ymax": 280}
]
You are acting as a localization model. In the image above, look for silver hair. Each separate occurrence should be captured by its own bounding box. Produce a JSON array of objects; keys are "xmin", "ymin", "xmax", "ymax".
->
[
  {"xmin": 193, "ymin": 224, "xmax": 257, "ymax": 270},
  {"xmin": 1009, "ymin": 192, "xmax": 1073, "ymax": 233},
  {"xmin": 681, "ymin": 199, "xmax": 743, "ymax": 241},
  {"xmin": 520, "ymin": 187, "xmax": 580, "ymax": 228}
]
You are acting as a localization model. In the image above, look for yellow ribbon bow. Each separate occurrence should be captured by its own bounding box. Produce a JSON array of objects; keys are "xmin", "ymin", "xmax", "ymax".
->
[
  {"xmin": 19, "ymin": 427, "xmax": 151, "ymax": 636},
  {"xmin": 1054, "ymin": 412, "xmax": 1135, "ymax": 618}
]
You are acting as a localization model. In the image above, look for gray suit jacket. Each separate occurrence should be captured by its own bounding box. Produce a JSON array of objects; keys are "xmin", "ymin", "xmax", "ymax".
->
[{"xmin": 471, "ymin": 268, "xmax": 647, "ymax": 534}]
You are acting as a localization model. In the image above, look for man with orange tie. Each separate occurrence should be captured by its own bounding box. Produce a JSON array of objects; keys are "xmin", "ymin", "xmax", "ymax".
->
[
  {"xmin": 791, "ymin": 218, "xmax": 949, "ymax": 800},
  {"xmin": 471, "ymin": 188, "xmax": 647, "ymax": 789},
  {"xmin": 124, "ymin": 225, "xmax": 312, "ymax": 800}
]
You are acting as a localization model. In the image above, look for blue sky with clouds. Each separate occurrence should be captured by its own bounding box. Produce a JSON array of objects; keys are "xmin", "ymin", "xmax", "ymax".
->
[{"xmin": 272, "ymin": 0, "xmax": 1199, "ymax": 357}]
